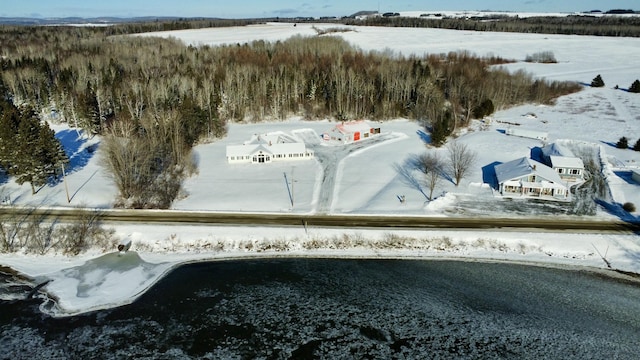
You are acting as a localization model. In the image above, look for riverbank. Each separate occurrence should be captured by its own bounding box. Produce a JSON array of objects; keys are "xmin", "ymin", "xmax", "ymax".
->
[{"xmin": 1, "ymin": 225, "xmax": 639, "ymax": 317}]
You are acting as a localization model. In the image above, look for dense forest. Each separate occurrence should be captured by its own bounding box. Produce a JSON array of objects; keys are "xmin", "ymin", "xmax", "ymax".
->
[
  {"xmin": 344, "ymin": 13, "xmax": 640, "ymax": 37},
  {"xmin": 0, "ymin": 22, "xmax": 581, "ymax": 207}
]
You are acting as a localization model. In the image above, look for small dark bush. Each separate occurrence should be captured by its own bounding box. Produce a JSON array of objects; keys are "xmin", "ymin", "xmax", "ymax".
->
[
  {"xmin": 591, "ymin": 74, "xmax": 605, "ymax": 88},
  {"xmin": 622, "ymin": 202, "xmax": 636, "ymax": 212},
  {"xmin": 634, "ymin": 138, "xmax": 640, "ymax": 151},
  {"xmin": 616, "ymin": 136, "xmax": 628, "ymax": 149},
  {"xmin": 629, "ymin": 79, "xmax": 640, "ymax": 93}
]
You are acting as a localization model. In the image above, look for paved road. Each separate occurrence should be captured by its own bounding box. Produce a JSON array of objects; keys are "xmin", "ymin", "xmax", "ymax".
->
[{"xmin": 1, "ymin": 207, "xmax": 639, "ymax": 233}]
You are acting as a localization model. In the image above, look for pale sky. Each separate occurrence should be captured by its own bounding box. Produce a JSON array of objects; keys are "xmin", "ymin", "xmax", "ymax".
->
[{"xmin": 0, "ymin": 0, "xmax": 637, "ymax": 19}]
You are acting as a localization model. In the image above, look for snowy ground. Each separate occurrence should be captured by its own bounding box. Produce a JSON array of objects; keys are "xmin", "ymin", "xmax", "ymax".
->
[{"xmin": 1, "ymin": 20, "xmax": 640, "ymax": 316}]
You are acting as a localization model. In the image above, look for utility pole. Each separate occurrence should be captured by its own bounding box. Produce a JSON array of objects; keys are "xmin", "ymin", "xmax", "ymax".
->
[
  {"xmin": 61, "ymin": 163, "xmax": 70, "ymax": 203},
  {"xmin": 291, "ymin": 166, "xmax": 295, "ymax": 207}
]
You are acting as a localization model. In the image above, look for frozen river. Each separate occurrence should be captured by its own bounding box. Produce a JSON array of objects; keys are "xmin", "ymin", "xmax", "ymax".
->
[{"xmin": 2, "ymin": 259, "xmax": 640, "ymax": 358}]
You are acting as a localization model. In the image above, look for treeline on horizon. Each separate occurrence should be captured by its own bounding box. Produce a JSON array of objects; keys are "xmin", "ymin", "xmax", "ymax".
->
[
  {"xmin": 0, "ymin": 24, "xmax": 581, "ymax": 207},
  {"xmin": 343, "ymin": 13, "xmax": 640, "ymax": 37}
]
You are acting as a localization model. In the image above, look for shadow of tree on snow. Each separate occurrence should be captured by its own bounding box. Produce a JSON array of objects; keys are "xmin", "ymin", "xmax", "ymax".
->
[
  {"xmin": 393, "ymin": 155, "xmax": 429, "ymax": 200},
  {"xmin": 55, "ymin": 129, "xmax": 98, "ymax": 174},
  {"xmin": 0, "ymin": 168, "xmax": 7, "ymax": 186},
  {"xmin": 595, "ymin": 199, "xmax": 640, "ymax": 232},
  {"xmin": 416, "ymin": 130, "xmax": 431, "ymax": 145}
]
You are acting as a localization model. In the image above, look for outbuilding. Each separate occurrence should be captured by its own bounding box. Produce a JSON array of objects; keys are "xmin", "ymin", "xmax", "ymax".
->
[
  {"xmin": 505, "ymin": 127, "xmax": 548, "ymax": 141},
  {"xmin": 323, "ymin": 120, "xmax": 381, "ymax": 144}
]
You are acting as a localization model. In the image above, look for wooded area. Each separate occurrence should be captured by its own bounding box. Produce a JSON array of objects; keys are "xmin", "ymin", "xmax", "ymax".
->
[
  {"xmin": 0, "ymin": 22, "xmax": 581, "ymax": 207},
  {"xmin": 346, "ymin": 14, "xmax": 640, "ymax": 37}
]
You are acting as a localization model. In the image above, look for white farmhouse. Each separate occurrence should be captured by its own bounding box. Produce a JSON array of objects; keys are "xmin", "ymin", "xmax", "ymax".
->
[
  {"xmin": 494, "ymin": 157, "xmax": 569, "ymax": 201},
  {"xmin": 323, "ymin": 120, "xmax": 381, "ymax": 144},
  {"xmin": 226, "ymin": 132, "xmax": 314, "ymax": 164}
]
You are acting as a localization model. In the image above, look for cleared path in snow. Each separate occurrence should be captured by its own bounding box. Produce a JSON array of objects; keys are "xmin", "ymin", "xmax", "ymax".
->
[{"xmin": 306, "ymin": 131, "xmax": 407, "ymax": 213}]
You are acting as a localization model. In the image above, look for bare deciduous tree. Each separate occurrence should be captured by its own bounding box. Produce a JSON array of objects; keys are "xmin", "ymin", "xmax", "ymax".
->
[
  {"xmin": 447, "ymin": 140, "xmax": 477, "ymax": 186},
  {"xmin": 415, "ymin": 151, "xmax": 443, "ymax": 201}
]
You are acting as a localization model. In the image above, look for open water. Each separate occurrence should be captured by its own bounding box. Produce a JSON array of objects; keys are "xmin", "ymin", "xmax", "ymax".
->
[{"xmin": 2, "ymin": 259, "xmax": 640, "ymax": 359}]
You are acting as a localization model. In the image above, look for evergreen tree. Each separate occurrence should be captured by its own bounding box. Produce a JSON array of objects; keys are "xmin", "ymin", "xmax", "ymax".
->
[
  {"xmin": 430, "ymin": 111, "xmax": 453, "ymax": 147},
  {"xmin": 616, "ymin": 136, "xmax": 628, "ymax": 149},
  {"xmin": 629, "ymin": 79, "xmax": 640, "ymax": 93},
  {"xmin": 633, "ymin": 138, "xmax": 640, "ymax": 151},
  {"xmin": 590, "ymin": 74, "xmax": 605, "ymax": 88},
  {"xmin": 0, "ymin": 77, "xmax": 9, "ymax": 101},
  {"xmin": 9, "ymin": 106, "xmax": 68, "ymax": 194},
  {"xmin": 77, "ymin": 81, "xmax": 101, "ymax": 134},
  {"xmin": 0, "ymin": 99, "xmax": 22, "ymax": 171},
  {"xmin": 472, "ymin": 99, "xmax": 495, "ymax": 119}
]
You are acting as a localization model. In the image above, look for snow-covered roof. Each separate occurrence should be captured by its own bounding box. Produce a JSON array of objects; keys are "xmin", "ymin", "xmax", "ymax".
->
[
  {"xmin": 227, "ymin": 131, "xmax": 308, "ymax": 158},
  {"xmin": 227, "ymin": 142, "xmax": 309, "ymax": 157},
  {"xmin": 542, "ymin": 143, "xmax": 575, "ymax": 158},
  {"xmin": 495, "ymin": 157, "xmax": 564, "ymax": 184},
  {"xmin": 550, "ymin": 155, "xmax": 584, "ymax": 169},
  {"xmin": 226, "ymin": 144, "xmax": 273, "ymax": 157},
  {"xmin": 244, "ymin": 132, "xmax": 296, "ymax": 145},
  {"xmin": 334, "ymin": 120, "xmax": 373, "ymax": 134}
]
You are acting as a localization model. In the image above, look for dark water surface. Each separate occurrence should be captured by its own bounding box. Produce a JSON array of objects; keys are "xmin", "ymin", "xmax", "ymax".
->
[{"xmin": 2, "ymin": 259, "xmax": 640, "ymax": 359}]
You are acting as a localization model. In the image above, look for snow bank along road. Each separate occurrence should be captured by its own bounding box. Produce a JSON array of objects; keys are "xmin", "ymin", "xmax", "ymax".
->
[{"xmin": 1, "ymin": 207, "xmax": 639, "ymax": 233}]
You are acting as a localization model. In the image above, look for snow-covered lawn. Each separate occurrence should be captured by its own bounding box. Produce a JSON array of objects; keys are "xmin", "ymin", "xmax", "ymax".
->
[{"xmin": 1, "ymin": 21, "xmax": 640, "ymax": 316}]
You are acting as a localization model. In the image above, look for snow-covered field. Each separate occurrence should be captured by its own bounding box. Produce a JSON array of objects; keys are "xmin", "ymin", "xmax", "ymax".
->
[{"xmin": 1, "ymin": 21, "xmax": 640, "ymax": 316}]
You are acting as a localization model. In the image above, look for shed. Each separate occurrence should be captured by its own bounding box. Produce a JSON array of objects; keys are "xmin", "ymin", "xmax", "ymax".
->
[{"xmin": 505, "ymin": 128, "xmax": 548, "ymax": 141}]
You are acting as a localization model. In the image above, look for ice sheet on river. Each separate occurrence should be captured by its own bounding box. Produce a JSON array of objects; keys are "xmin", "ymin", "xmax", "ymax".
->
[{"xmin": 42, "ymin": 252, "xmax": 174, "ymax": 317}]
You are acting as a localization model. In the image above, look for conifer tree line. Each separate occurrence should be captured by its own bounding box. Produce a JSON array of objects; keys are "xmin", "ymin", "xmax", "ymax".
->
[
  {"xmin": 0, "ymin": 24, "xmax": 581, "ymax": 207},
  {"xmin": 347, "ymin": 14, "xmax": 640, "ymax": 37},
  {"xmin": 0, "ymin": 96, "xmax": 68, "ymax": 194}
]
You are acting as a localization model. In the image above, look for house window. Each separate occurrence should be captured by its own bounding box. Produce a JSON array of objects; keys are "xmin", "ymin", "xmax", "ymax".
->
[
  {"xmin": 504, "ymin": 185, "xmax": 518, "ymax": 193},
  {"xmin": 557, "ymin": 168, "xmax": 564, "ymax": 174},
  {"xmin": 570, "ymin": 169, "xmax": 581, "ymax": 175}
]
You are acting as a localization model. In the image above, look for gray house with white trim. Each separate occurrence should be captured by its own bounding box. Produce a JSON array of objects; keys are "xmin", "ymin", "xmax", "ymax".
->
[{"xmin": 495, "ymin": 157, "xmax": 569, "ymax": 201}]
